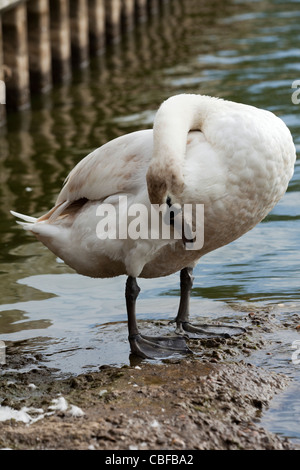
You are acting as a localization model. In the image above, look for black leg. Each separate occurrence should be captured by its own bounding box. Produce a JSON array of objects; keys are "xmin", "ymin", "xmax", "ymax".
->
[
  {"xmin": 126, "ymin": 276, "xmax": 140, "ymax": 338},
  {"xmin": 125, "ymin": 276, "xmax": 192, "ymax": 359},
  {"xmin": 174, "ymin": 267, "xmax": 246, "ymax": 338},
  {"xmin": 174, "ymin": 267, "xmax": 194, "ymax": 334}
]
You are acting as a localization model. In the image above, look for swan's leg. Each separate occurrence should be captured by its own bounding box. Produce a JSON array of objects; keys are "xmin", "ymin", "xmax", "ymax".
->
[
  {"xmin": 174, "ymin": 267, "xmax": 246, "ymax": 338},
  {"xmin": 174, "ymin": 267, "xmax": 194, "ymax": 334},
  {"xmin": 126, "ymin": 276, "xmax": 192, "ymax": 359}
]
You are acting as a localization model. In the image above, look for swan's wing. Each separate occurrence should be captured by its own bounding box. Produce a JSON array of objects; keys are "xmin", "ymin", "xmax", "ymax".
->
[{"xmin": 56, "ymin": 129, "xmax": 153, "ymax": 206}]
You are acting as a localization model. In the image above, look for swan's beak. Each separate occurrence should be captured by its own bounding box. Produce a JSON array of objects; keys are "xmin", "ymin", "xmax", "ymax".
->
[
  {"xmin": 182, "ymin": 218, "xmax": 196, "ymax": 248},
  {"xmin": 167, "ymin": 199, "xmax": 204, "ymax": 251},
  {"xmin": 163, "ymin": 198, "xmax": 196, "ymax": 249}
]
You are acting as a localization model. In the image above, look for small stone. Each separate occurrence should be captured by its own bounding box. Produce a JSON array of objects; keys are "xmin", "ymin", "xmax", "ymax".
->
[{"xmin": 171, "ymin": 437, "xmax": 186, "ymax": 448}]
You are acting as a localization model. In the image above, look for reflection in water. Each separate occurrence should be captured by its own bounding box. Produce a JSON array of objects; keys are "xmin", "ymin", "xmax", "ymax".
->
[
  {"xmin": 0, "ymin": 0, "xmax": 300, "ymax": 442},
  {"xmin": 0, "ymin": 309, "xmax": 51, "ymax": 335}
]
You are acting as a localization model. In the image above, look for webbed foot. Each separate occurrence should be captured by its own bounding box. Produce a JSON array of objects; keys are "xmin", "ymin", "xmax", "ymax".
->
[
  {"xmin": 129, "ymin": 333, "xmax": 192, "ymax": 359},
  {"xmin": 175, "ymin": 321, "xmax": 246, "ymax": 339}
]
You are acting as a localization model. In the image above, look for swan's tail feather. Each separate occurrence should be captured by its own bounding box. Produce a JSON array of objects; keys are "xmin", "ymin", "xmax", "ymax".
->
[
  {"xmin": 10, "ymin": 210, "xmax": 37, "ymax": 224},
  {"xmin": 11, "ymin": 210, "xmax": 62, "ymax": 241},
  {"xmin": 10, "ymin": 211, "xmax": 37, "ymax": 231},
  {"xmin": 15, "ymin": 221, "xmax": 35, "ymax": 230}
]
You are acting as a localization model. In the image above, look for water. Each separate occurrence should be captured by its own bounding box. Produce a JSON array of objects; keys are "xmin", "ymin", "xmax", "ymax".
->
[{"xmin": 0, "ymin": 0, "xmax": 300, "ymax": 444}]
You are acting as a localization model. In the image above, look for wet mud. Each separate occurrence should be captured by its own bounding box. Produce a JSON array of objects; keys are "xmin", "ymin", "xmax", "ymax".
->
[{"xmin": 0, "ymin": 307, "xmax": 299, "ymax": 450}]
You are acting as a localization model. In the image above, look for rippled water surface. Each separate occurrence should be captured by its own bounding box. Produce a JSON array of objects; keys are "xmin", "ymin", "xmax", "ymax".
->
[{"xmin": 0, "ymin": 0, "xmax": 300, "ymax": 443}]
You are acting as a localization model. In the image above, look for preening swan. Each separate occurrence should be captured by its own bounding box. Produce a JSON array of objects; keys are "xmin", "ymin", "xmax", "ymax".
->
[{"xmin": 11, "ymin": 94, "xmax": 296, "ymax": 358}]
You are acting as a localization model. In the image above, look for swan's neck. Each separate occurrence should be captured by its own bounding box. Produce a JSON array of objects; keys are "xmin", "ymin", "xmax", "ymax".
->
[{"xmin": 146, "ymin": 94, "xmax": 219, "ymax": 205}]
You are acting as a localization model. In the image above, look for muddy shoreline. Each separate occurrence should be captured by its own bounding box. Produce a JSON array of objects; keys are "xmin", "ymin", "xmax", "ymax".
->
[{"xmin": 0, "ymin": 307, "xmax": 299, "ymax": 450}]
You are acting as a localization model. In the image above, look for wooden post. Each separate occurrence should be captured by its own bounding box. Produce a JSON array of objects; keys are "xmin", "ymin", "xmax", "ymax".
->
[
  {"xmin": 147, "ymin": 0, "xmax": 159, "ymax": 15},
  {"xmin": 27, "ymin": 0, "xmax": 52, "ymax": 93},
  {"xmin": 0, "ymin": 15, "xmax": 6, "ymax": 126},
  {"xmin": 121, "ymin": 0, "xmax": 135, "ymax": 32},
  {"xmin": 105, "ymin": 0, "xmax": 122, "ymax": 43},
  {"xmin": 49, "ymin": 0, "xmax": 71, "ymax": 81},
  {"xmin": 135, "ymin": 0, "xmax": 147, "ymax": 21},
  {"xmin": 159, "ymin": 0, "xmax": 170, "ymax": 12},
  {"xmin": 88, "ymin": 0, "xmax": 105, "ymax": 55},
  {"xmin": 70, "ymin": 0, "xmax": 89, "ymax": 67},
  {"xmin": 2, "ymin": 3, "xmax": 30, "ymax": 109}
]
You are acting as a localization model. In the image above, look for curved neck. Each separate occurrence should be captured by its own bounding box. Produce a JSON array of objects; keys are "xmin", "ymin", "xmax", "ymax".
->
[{"xmin": 147, "ymin": 94, "xmax": 218, "ymax": 204}]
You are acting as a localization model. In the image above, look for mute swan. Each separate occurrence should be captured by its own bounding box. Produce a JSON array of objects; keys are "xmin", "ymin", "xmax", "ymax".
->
[{"xmin": 11, "ymin": 94, "xmax": 296, "ymax": 358}]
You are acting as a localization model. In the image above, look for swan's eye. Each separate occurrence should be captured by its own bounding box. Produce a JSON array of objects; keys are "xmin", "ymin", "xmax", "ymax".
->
[{"xmin": 166, "ymin": 196, "xmax": 172, "ymax": 207}]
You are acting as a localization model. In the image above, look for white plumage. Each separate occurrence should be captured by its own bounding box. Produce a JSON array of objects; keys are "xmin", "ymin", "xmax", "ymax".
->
[{"xmin": 11, "ymin": 94, "xmax": 296, "ymax": 358}]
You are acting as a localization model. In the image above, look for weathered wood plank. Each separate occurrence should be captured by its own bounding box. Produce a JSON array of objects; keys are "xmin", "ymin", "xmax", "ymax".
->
[
  {"xmin": 2, "ymin": 2, "xmax": 30, "ymax": 109},
  {"xmin": 0, "ymin": 0, "xmax": 173, "ymax": 113},
  {"xmin": 147, "ymin": 0, "xmax": 159, "ymax": 15},
  {"xmin": 0, "ymin": 0, "xmax": 23, "ymax": 14},
  {"xmin": 49, "ymin": 0, "xmax": 71, "ymax": 81},
  {"xmin": 0, "ymin": 15, "xmax": 6, "ymax": 125},
  {"xmin": 27, "ymin": 0, "xmax": 52, "ymax": 92},
  {"xmin": 121, "ymin": 0, "xmax": 135, "ymax": 32},
  {"xmin": 70, "ymin": 0, "xmax": 89, "ymax": 67},
  {"xmin": 105, "ymin": 0, "xmax": 121, "ymax": 43},
  {"xmin": 135, "ymin": 0, "xmax": 147, "ymax": 21},
  {"xmin": 88, "ymin": 0, "xmax": 105, "ymax": 55}
]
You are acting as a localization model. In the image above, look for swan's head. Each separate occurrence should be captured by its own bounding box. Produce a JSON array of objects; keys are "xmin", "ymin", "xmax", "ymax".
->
[{"xmin": 146, "ymin": 163, "xmax": 184, "ymax": 206}]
